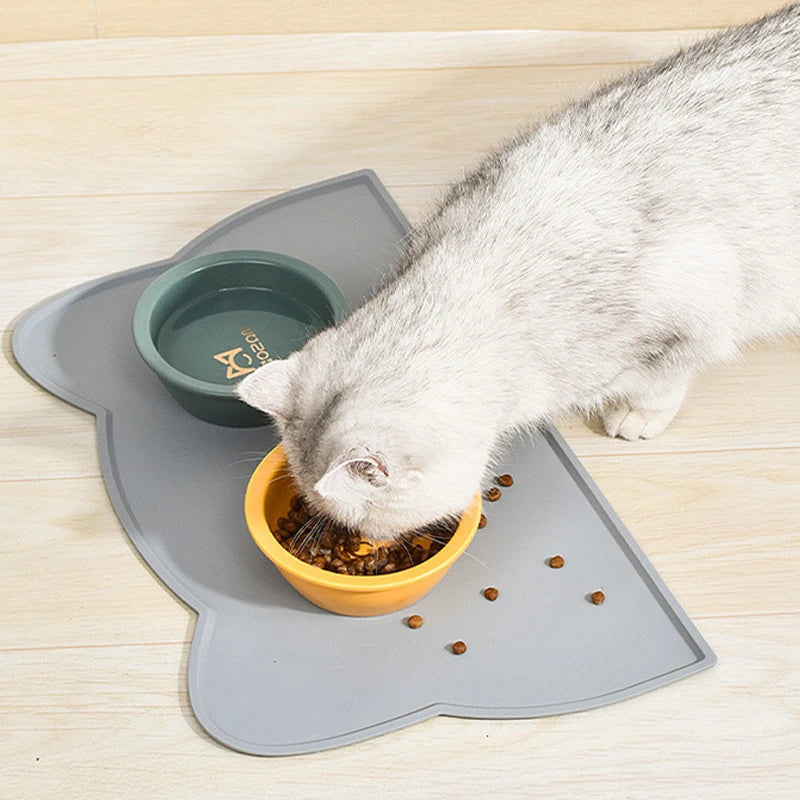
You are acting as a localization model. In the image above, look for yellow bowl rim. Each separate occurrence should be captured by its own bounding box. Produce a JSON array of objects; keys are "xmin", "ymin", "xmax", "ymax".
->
[{"xmin": 244, "ymin": 444, "xmax": 482, "ymax": 592}]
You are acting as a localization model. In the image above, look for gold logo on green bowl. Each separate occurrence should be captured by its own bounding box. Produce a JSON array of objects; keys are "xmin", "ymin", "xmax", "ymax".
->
[
  {"xmin": 213, "ymin": 347, "xmax": 255, "ymax": 380},
  {"xmin": 213, "ymin": 326, "xmax": 273, "ymax": 381}
]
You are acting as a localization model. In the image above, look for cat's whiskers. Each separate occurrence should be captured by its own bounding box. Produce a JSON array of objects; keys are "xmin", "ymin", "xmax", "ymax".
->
[
  {"xmin": 452, "ymin": 549, "xmax": 489, "ymax": 570},
  {"xmin": 397, "ymin": 537, "xmax": 414, "ymax": 566},
  {"xmin": 412, "ymin": 531, "xmax": 450, "ymax": 546},
  {"xmin": 222, "ymin": 455, "xmax": 265, "ymax": 470},
  {"xmin": 290, "ymin": 514, "xmax": 326, "ymax": 555},
  {"xmin": 268, "ymin": 465, "xmax": 298, "ymax": 484},
  {"xmin": 288, "ymin": 516, "xmax": 317, "ymax": 553},
  {"xmin": 409, "ymin": 528, "xmax": 489, "ymax": 569}
]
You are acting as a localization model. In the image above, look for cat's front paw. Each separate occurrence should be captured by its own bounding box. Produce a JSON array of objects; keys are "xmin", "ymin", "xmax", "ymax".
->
[{"xmin": 601, "ymin": 403, "xmax": 678, "ymax": 441}]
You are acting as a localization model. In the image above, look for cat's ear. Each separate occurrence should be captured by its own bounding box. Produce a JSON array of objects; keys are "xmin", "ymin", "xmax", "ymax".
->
[
  {"xmin": 314, "ymin": 448, "xmax": 389, "ymax": 506},
  {"xmin": 235, "ymin": 356, "xmax": 298, "ymax": 421}
]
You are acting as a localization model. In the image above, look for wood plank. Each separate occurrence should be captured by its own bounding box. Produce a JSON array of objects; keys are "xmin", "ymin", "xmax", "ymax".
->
[
  {"xmin": 1, "ymin": 446, "xmax": 797, "ymax": 651},
  {"xmin": 0, "ymin": 29, "xmax": 711, "ymax": 80},
  {"xmin": 0, "ymin": 474, "xmax": 192, "ymax": 650},
  {"xmin": 0, "ymin": 363, "xmax": 99, "ymax": 482},
  {"xmin": 579, "ymin": 448, "xmax": 800, "ymax": 620},
  {"xmin": 0, "ymin": 63, "xmax": 644, "ymax": 198},
  {"xmin": 0, "ymin": 0, "xmax": 95, "ymax": 44},
  {"xmin": 93, "ymin": 0, "xmax": 788, "ymax": 37},
  {"xmin": 2, "ymin": 615, "xmax": 798, "ymax": 798}
]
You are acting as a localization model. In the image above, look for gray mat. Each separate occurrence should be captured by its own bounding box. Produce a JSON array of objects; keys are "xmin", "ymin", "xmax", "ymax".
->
[{"xmin": 12, "ymin": 170, "xmax": 715, "ymax": 755}]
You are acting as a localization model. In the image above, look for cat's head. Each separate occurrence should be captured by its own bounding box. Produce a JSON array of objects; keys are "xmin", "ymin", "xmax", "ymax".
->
[{"xmin": 236, "ymin": 345, "xmax": 483, "ymax": 541}]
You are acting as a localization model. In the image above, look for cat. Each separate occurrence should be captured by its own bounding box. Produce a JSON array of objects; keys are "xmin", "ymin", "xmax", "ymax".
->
[{"xmin": 238, "ymin": 4, "xmax": 800, "ymax": 540}]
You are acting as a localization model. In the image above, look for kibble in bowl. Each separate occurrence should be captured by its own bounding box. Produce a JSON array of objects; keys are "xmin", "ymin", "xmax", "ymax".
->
[
  {"xmin": 273, "ymin": 493, "xmax": 456, "ymax": 575},
  {"xmin": 244, "ymin": 444, "xmax": 483, "ymax": 617}
]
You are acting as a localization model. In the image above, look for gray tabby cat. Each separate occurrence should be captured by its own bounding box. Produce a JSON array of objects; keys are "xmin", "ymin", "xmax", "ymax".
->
[{"xmin": 239, "ymin": 5, "xmax": 800, "ymax": 539}]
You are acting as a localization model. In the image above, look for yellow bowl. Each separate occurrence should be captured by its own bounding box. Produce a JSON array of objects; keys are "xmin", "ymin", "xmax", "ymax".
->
[{"xmin": 244, "ymin": 444, "xmax": 482, "ymax": 616}]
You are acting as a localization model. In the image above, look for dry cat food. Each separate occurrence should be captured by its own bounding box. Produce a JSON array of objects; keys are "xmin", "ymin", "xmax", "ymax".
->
[
  {"xmin": 451, "ymin": 641, "xmax": 467, "ymax": 655},
  {"xmin": 485, "ymin": 487, "xmax": 502, "ymax": 502},
  {"xmin": 496, "ymin": 473, "xmax": 514, "ymax": 487},
  {"xmin": 483, "ymin": 586, "xmax": 499, "ymax": 601},
  {"xmin": 274, "ymin": 494, "xmax": 457, "ymax": 575},
  {"xmin": 590, "ymin": 590, "xmax": 606, "ymax": 605},
  {"xmin": 407, "ymin": 614, "xmax": 424, "ymax": 629},
  {"xmin": 549, "ymin": 555, "xmax": 565, "ymax": 569},
  {"xmin": 478, "ymin": 513, "xmax": 488, "ymax": 529}
]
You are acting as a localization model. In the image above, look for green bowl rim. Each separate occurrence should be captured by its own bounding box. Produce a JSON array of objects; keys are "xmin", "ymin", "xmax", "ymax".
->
[{"xmin": 132, "ymin": 249, "xmax": 348, "ymax": 399}]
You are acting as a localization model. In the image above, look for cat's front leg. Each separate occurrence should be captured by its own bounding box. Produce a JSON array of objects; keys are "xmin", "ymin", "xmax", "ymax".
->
[{"xmin": 600, "ymin": 368, "xmax": 693, "ymax": 441}]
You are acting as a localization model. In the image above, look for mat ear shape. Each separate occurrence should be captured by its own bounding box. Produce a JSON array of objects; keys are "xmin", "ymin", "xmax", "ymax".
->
[{"xmin": 236, "ymin": 356, "xmax": 299, "ymax": 421}]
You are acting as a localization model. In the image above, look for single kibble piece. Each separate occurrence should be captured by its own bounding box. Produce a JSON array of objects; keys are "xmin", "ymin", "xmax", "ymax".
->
[
  {"xmin": 452, "ymin": 641, "xmax": 467, "ymax": 655},
  {"xmin": 478, "ymin": 514, "xmax": 488, "ymax": 529},
  {"xmin": 408, "ymin": 614, "xmax": 423, "ymax": 629},
  {"xmin": 590, "ymin": 590, "xmax": 606, "ymax": 605},
  {"xmin": 496, "ymin": 474, "xmax": 514, "ymax": 487},
  {"xmin": 483, "ymin": 587, "xmax": 499, "ymax": 601},
  {"xmin": 485, "ymin": 487, "xmax": 502, "ymax": 502},
  {"xmin": 549, "ymin": 555, "xmax": 565, "ymax": 569}
]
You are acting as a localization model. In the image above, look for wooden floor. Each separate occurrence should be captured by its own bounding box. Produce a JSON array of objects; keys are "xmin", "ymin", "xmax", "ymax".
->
[{"xmin": 2, "ymin": 2, "xmax": 798, "ymax": 797}]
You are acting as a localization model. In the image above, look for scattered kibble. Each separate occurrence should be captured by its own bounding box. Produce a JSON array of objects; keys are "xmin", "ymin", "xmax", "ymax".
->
[
  {"xmin": 483, "ymin": 587, "xmax": 499, "ymax": 601},
  {"xmin": 590, "ymin": 590, "xmax": 605, "ymax": 605},
  {"xmin": 496, "ymin": 474, "xmax": 514, "ymax": 487},
  {"xmin": 549, "ymin": 555, "xmax": 565, "ymax": 569},
  {"xmin": 452, "ymin": 641, "xmax": 467, "ymax": 655},
  {"xmin": 478, "ymin": 513, "xmax": 488, "ymax": 529},
  {"xmin": 485, "ymin": 487, "xmax": 502, "ymax": 502},
  {"xmin": 408, "ymin": 614, "xmax": 423, "ymax": 629}
]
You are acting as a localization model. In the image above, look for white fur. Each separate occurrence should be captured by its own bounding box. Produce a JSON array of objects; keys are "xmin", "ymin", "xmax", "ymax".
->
[
  {"xmin": 236, "ymin": 356, "xmax": 298, "ymax": 421},
  {"xmin": 238, "ymin": 5, "xmax": 800, "ymax": 539}
]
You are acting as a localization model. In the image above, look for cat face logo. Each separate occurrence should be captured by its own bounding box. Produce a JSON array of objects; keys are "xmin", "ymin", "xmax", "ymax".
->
[{"xmin": 212, "ymin": 347, "xmax": 256, "ymax": 380}]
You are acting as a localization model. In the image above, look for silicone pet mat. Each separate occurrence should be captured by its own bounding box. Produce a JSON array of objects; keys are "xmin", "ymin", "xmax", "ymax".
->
[{"xmin": 12, "ymin": 171, "xmax": 715, "ymax": 755}]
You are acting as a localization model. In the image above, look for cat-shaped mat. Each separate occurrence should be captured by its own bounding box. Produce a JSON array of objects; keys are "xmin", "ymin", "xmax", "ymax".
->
[{"xmin": 12, "ymin": 171, "xmax": 715, "ymax": 755}]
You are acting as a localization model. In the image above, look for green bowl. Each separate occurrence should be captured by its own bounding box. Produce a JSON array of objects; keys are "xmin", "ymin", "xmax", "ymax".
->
[{"xmin": 133, "ymin": 250, "xmax": 347, "ymax": 426}]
